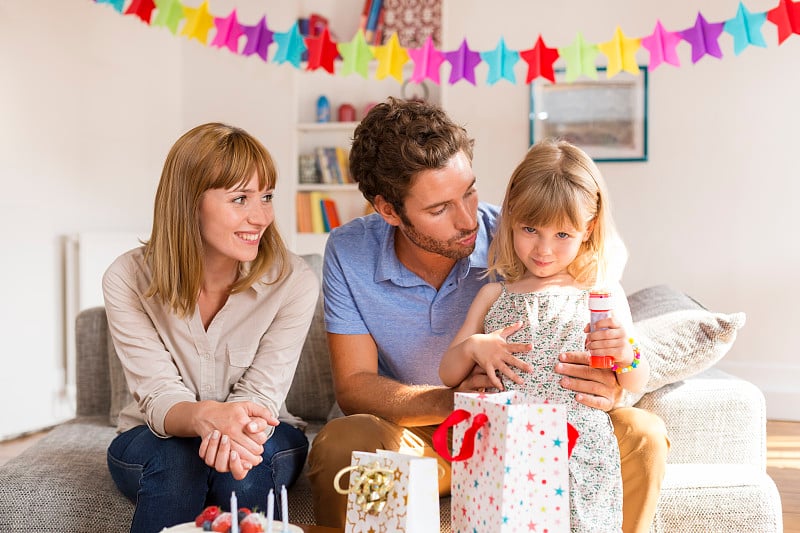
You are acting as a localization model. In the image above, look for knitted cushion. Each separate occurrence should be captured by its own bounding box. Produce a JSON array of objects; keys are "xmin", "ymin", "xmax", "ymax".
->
[{"xmin": 626, "ymin": 285, "xmax": 745, "ymax": 404}]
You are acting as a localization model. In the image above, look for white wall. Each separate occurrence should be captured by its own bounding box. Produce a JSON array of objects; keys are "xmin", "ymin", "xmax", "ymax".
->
[
  {"xmin": 442, "ymin": 0, "xmax": 800, "ymax": 420},
  {"xmin": 1, "ymin": 0, "xmax": 796, "ymax": 439}
]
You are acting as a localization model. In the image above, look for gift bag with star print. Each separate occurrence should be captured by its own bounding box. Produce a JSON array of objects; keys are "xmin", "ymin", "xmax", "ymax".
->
[
  {"xmin": 433, "ymin": 391, "xmax": 578, "ymax": 533},
  {"xmin": 337, "ymin": 449, "xmax": 440, "ymax": 533}
]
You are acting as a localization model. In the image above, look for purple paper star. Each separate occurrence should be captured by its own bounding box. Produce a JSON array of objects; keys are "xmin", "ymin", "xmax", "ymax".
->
[
  {"xmin": 444, "ymin": 38, "xmax": 482, "ymax": 85},
  {"xmin": 408, "ymin": 35, "xmax": 446, "ymax": 85},
  {"xmin": 211, "ymin": 10, "xmax": 244, "ymax": 53},
  {"xmin": 641, "ymin": 19, "xmax": 682, "ymax": 70},
  {"xmin": 242, "ymin": 16, "xmax": 274, "ymax": 62},
  {"xmin": 679, "ymin": 12, "xmax": 725, "ymax": 63}
]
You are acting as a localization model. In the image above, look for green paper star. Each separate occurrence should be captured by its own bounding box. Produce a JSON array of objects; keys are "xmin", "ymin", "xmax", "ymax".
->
[
  {"xmin": 338, "ymin": 30, "xmax": 374, "ymax": 79},
  {"xmin": 152, "ymin": 0, "xmax": 185, "ymax": 35},
  {"xmin": 558, "ymin": 32, "xmax": 599, "ymax": 82}
]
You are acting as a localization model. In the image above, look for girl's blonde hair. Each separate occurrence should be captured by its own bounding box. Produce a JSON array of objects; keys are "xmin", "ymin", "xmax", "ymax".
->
[
  {"xmin": 488, "ymin": 139, "xmax": 623, "ymax": 287},
  {"xmin": 144, "ymin": 122, "xmax": 289, "ymax": 317}
]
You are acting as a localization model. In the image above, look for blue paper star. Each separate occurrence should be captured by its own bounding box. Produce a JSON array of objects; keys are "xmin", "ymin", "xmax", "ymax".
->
[
  {"xmin": 480, "ymin": 37, "xmax": 519, "ymax": 85},
  {"xmin": 96, "ymin": 0, "xmax": 125, "ymax": 13},
  {"xmin": 272, "ymin": 22, "xmax": 307, "ymax": 68},
  {"xmin": 444, "ymin": 39, "xmax": 482, "ymax": 85},
  {"xmin": 555, "ymin": 486, "xmax": 565, "ymax": 496},
  {"xmin": 553, "ymin": 437, "xmax": 563, "ymax": 447},
  {"xmin": 724, "ymin": 2, "xmax": 768, "ymax": 55}
]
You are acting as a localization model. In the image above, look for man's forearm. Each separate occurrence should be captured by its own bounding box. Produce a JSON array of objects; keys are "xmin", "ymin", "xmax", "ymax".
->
[{"xmin": 336, "ymin": 372, "xmax": 455, "ymax": 427}]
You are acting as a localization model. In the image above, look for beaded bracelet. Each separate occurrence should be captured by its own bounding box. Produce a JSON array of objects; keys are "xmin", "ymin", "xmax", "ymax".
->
[{"xmin": 612, "ymin": 338, "xmax": 641, "ymax": 374}]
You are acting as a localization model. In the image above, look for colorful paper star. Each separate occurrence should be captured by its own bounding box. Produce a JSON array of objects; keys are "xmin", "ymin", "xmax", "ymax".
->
[
  {"xmin": 519, "ymin": 35, "xmax": 560, "ymax": 84},
  {"xmin": 305, "ymin": 26, "xmax": 339, "ymax": 73},
  {"xmin": 444, "ymin": 39, "xmax": 482, "ymax": 86},
  {"xmin": 371, "ymin": 32, "xmax": 410, "ymax": 82},
  {"xmin": 597, "ymin": 26, "xmax": 641, "ymax": 78},
  {"xmin": 408, "ymin": 35, "xmax": 446, "ymax": 85},
  {"xmin": 558, "ymin": 32, "xmax": 599, "ymax": 82},
  {"xmin": 181, "ymin": 1, "xmax": 214, "ymax": 44},
  {"xmin": 724, "ymin": 2, "xmax": 768, "ymax": 55},
  {"xmin": 152, "ymin": 0, "xmax": 185, "ymax": 35},
  {"xmin": 679, "ymin": 12, "xmax": 725, "ymax": 63},
  {"xmin": 241, "ymin": 16, "xmax": 274, "ymax": 62},
  {"xmin": 767, "ymin": 0, "xmax": 800, "ymax": 44},
  {"xmin": 124, "ymin": 0, "xmax": 156, "ymax": 23},
  {"xmin": 211, "ymin": 10, "xmax": 244, "ymax": 53},
  {"xmin": 273, "ymin": 22, "xmax": 307, "ymax": 68},
  {"xmin": 338, "ymin": 30, "xmax": 374, "ymax": 79},
  {"xmin": 480, "ymin": 37, "xmax": 519, "ymax": 85},
  {"xmin": 95, "ymin": 0, "xmax": 125, "ymax": 13},
  {"xmin": 640, "ymin": 19, "xmax": 682, "ymax": 71}
]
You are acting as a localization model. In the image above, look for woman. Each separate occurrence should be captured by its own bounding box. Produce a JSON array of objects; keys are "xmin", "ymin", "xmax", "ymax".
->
[{"xmin": 103, "ymin": 123, "xmax": 317, "ymax": 532}]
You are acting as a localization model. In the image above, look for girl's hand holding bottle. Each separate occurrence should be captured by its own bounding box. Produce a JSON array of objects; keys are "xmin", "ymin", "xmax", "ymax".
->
[{"xmin": 584, "ymin": 316, "xmax": 635, "ymax": 369}]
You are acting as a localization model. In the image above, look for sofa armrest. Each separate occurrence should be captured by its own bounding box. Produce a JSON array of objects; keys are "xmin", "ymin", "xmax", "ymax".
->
[
  {"xmin": 635, "ymin": 368, "xmax": 766, "ymax": 469},
  {"xmin": 75, "ymin": 307, "xmax": 112, "ymax": 417}
]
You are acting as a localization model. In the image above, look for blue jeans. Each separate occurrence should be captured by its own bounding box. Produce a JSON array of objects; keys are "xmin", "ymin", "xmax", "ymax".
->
[{"xmin": 107, "ymin": 422, "xmax": 308, "ymax": 533}]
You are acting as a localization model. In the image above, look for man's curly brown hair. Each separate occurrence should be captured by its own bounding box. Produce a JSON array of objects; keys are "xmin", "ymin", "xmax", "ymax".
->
[{"xmin": 349, "ymin": 97, "xmax": 474, "ymax": 216}]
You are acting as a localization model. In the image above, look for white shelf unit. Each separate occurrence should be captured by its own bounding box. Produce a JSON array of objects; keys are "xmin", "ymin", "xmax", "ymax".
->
[{"xmin": 287, "ymin": 69, "xmax": 440, "ymax": 256}]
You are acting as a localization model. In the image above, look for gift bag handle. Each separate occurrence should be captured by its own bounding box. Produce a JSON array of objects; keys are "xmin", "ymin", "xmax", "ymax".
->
[{"xmin": 432, "ymin": 409, "xmax": 489, "ymax": 462}]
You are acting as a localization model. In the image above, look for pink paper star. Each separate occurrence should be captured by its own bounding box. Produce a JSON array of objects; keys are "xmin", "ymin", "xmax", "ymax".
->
[
  {"xmin": 211, "ymin": 10, "xmax": 244, "ymax": 53},
  {"xmin": 408, "ymin": 35, "xmax": 446, "ymax": 85},
  {"xmin": 641, "ymin": 19, "xmax": 682, "ymax": 71},
  {"xmin": 444, "ymin": 38, "xmax": 482, "ymax": 86}
]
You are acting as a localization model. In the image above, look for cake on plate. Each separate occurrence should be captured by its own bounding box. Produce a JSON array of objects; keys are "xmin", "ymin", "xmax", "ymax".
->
[{"xmin": 160, "ymin": 506, "xmax": 303, "ymax": 533}]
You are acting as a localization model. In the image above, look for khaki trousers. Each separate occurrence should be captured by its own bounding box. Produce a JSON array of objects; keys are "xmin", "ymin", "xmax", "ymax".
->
[{"xmin": 307, "ymin": 407, "xmax": 669, "ymax": 533}]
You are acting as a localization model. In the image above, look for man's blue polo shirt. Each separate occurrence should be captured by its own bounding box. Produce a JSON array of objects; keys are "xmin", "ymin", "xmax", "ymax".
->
[{"xmin": 323, "ymin": 202, "xmax": 499, "ymax": 386}]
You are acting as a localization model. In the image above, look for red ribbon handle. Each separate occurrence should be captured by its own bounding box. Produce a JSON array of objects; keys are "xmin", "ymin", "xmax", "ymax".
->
[{"xmin": 432, "ymin": 408, "xmax": 489, "ymax": 462}]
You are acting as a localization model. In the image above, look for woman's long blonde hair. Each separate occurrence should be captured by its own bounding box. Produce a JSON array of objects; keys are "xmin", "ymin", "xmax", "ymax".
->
[
  {"xmin": 488, "ymin": 139, "xmax": 623, "ymax": 287},
  {"xmin": 144, "ymin": 122, "xmax": 289, "ymax": 317}
]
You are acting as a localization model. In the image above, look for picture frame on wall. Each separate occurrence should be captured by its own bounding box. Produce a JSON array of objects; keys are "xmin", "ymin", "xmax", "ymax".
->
[{"xmin": 530, "ymin": 67, "xmax": 648, "ymax": 162}]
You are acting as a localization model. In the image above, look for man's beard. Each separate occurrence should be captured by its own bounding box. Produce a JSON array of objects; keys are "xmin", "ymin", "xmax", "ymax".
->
[{"xmin": 397, "ymin": 220, "xmax": 478, "ymax": 261}]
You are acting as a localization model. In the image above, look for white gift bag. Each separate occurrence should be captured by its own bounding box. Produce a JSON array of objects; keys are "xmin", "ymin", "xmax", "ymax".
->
[
  {"xmin": 335, "ymin": 449, "xmax": 440, "ymax": 533},
  {"xmin": 434, "ymin": 391, "xmax": 578, "ymax": 533}
]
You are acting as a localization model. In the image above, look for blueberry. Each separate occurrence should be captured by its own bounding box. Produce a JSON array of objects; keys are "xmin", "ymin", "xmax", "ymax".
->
[
  {"xmin": 202, "ymin": 520, "xmax": 212, "ymax": 531},
  {"xmin": 238, "ymin": 510, "xmax": 248, "ymax": 521}
]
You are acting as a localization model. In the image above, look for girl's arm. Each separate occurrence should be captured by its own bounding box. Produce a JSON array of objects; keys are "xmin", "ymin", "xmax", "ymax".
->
[
  {"xmin": 439, "ymin": 283, "xmax": 533, "ymax": 389},
  {"xmin": 585, "ymin": 283, "xmax": 650, "ymax": 393}
]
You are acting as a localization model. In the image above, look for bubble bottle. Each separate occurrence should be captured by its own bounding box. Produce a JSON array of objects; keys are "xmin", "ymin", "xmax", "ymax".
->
[{"xmin": 588, "ymin": 291, "xmax": 615, "ymax": 369}]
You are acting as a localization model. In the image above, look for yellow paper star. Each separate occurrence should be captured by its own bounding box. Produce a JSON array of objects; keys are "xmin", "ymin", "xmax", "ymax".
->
[
  {"xmin": 597, "ymin": 26, "xmax": 641, "ymax": 78},
  {"xmin": 181, "ymin": 0, "xmax": 214, "ymax": 44},
  {"xmin": 370, "ymin": 32, "xmax": 410, "ymax": 82}
]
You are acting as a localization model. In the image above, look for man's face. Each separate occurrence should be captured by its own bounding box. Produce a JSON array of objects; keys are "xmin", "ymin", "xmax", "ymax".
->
[{"xmin": 395, "ymin": 151, "xmax": 480, "ymax": 261}]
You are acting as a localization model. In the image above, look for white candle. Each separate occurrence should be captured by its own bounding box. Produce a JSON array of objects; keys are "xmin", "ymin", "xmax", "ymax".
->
[
  {"xmin": 281, "ymin": 485, "xmax": 289, "ymax": 532},
  {"xmin": 230, "ymin": 491, "xmax": 239, "ymax": 533},
  {"xmin": 266, "ymin": 488, "xmax": 274, "ymax": 533}
]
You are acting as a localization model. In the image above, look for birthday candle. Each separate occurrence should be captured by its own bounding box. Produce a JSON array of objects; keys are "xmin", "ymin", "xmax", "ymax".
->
[
  {"xmin": 266, "ymin": 488, "xmax": 274, "ymax": 533},
  {"xmin": 281, "ymin": 485, "xmax": 289, "ymax": 532},
  {"xmin": 230, "ymin": 491, "xmax": 239, "ymax": 533}
]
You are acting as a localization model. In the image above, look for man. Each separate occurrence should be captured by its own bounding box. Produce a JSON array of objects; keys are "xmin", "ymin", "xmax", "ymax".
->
[{"xmin": 307, "ymin": 97, "xmax": 668, "ymax": 533}]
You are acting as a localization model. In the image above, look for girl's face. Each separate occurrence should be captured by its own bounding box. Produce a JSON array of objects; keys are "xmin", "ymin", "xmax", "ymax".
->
[
  {"xmin": 512, "ymin": 219, "xmax": 592, "ymax": 281},
  {"xmin": 198, "ymin": 172, "xmax": 273, "ymax": 269}
]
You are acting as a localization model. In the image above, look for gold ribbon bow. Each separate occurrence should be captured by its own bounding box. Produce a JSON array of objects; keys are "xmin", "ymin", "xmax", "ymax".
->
[{"xmin": 333, "ymin": 461, "xmax": 396, "ymax": 515}]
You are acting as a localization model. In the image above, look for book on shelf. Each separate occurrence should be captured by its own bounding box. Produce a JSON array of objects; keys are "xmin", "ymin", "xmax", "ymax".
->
[
  {"xmin": 315, "ymin": 146, "xmax": 335, "ymax": 184},
  {"xmin": 296, "ymin": 192, "xmax": 343, "ymax": 234},
  {"xmin": 335, "ymin": 147, "xmax": 352, "ymax": 183},
  {"xmin": 315, "ymin": 146, "xmax": 351, "ymax": 184},
  {"xmin": 298, "ymin": 153, "xmax": 321, "ymax": 184},
  {"xmin": 323, "ymin": 147, "xmax": 342, "ymax": 184}
]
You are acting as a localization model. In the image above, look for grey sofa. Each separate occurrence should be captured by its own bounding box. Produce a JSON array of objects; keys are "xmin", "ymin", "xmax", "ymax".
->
[{"xmin": 0, "ymin": 255, "xmax": 783, "ymax": 532}]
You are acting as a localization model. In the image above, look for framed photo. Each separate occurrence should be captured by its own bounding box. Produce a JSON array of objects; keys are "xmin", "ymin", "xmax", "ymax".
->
[{"xmin": 530, "ymin": 67, "xmax": 648, "ymax": 162}]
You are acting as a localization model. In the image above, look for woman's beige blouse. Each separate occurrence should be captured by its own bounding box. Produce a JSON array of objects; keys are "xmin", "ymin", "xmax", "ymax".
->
[{"xmin": 102, "ymin": 247, "xmax": 318, "ymax": 438}]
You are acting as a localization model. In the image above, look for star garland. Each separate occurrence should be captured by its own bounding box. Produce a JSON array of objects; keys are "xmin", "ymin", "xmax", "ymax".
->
[{"xmin": 92, "ymin": 0, "xmax": 798, "ymax": 86}]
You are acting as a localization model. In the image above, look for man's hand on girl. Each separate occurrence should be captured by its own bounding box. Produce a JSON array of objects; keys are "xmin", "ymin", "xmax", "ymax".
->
[{"xmin": 555, "ymin": 351, "xmax": 623, "ymax": 411}]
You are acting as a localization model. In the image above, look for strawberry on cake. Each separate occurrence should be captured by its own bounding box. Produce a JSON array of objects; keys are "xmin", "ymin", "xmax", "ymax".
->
[{"xmin": 161, "ymin": 505, "xmax": 303, "ymax": 533}]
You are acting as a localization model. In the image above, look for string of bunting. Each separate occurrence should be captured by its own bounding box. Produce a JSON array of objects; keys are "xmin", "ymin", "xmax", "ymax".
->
[{"xmin": 94, "ymin": 0, "xmax": 800, "ymax": 85}]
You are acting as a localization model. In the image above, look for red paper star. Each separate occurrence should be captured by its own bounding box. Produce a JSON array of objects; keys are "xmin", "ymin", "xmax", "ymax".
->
[
  {"xmin": 519, "ymin": 35, "xmax": 560, "ymax": 83},
  {"xmin": 124, "ymin": 0, "xmax": 156, "ymax": 23},
  {"xmin": 767, "ymin": 0, "xmax": 800, "ymax": 44},
  {"xmin": 304, "ymin": 26, "xmax": 339, "ymax": 73}
]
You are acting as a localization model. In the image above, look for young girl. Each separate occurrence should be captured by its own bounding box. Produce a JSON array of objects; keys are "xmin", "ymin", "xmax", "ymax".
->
[{"xmin": 439, "ymin": 139, "xmax": 650, "ymax": 532}]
